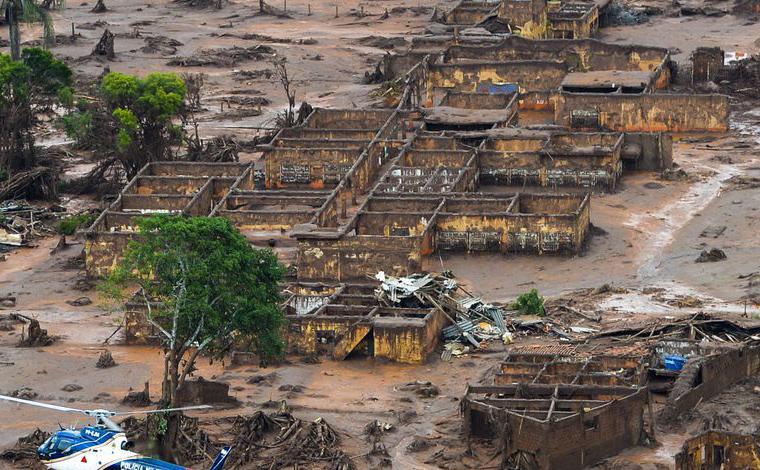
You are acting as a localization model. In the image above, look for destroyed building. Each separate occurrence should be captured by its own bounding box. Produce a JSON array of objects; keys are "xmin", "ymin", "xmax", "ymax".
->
[
  {"xmin": 282, "ymin": 277, "xmax": 450, "ymax": 363},
  {"xmin": 442, "ymin": 0, "xmax": 604, "ymax": 39},
  {"xmin": 460, "ymin": 315, "xmax": 760, "ymax": 469},
  {"xmin": 462, "ymin": 383, "xmax": 648, "ymax": 469},
  {"xmin": 675, "ymin": 431, "xmax": 760, "ymax": 469},
  {"xmin": 85, "ymin": 28, "xmax": 732, "ymax": 374}
]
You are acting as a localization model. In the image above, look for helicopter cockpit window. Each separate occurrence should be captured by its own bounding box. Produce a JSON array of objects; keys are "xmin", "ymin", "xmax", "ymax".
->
[
  {"xmin": 54, "ymin": 438, "xmax": 74, "ymax": 452},
  {"xmin": 40, "ymin": 436, "xmax": 74, "ymax": 455}
]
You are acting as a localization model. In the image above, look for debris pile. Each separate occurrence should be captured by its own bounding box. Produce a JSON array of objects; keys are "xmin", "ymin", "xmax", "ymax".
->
[
  {"xmin": 695, "ymin": 248, "xmax": 727, "ymax": 263},
  {"xmin": 140, "ymin": 35, "xmax": 183, "ymax": 55},
  {"xmin": 596, "ymin": 313, "xmax": 760, "ymax": 344},
  {"xmin": 91, "ymin": 29, "xmax": 115, "ymax": 59},
  {"xmin": 374, "ymin": 272, "xmax": 580, "ymax": 360},
  {"xmin": 96, "ymin": 350, "xmax": 118, "ymax": 368},
  {"xmin": 15, "ymin": 314, "xmax": 56, "ymax": 347},
  {"xmin": 604, "ymin": 1, "xmax": 651, "ymax": 25},
  {"xmin": 168, "ymin": 45, "xmax": 275, "ymax": 67},
  {"xmin": 0, "ymin": 200, "xmax": 58, "ymax": 250},
  {"xmin": 0, "ymin": 167, "xmax": 58, "ymax": 202},
  {"xmin": 121, "ymin": 381, "xmax": 152, "ymax": 407},
  {"xmin": 0, "ymin": 428, "xmax": 50, "ymax": 468},
  {"xmin": 224, "ymin": 407, "xmax": 355, "ymax": 470}
]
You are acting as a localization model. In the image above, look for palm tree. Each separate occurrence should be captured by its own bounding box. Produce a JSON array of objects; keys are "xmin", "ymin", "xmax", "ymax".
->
[{"xmin": 2, "ymin": 0, "xmax": 59, "ymax": 60}]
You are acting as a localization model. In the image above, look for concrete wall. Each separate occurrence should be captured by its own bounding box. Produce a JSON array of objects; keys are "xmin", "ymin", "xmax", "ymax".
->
[
  {"xmin": 425, "ymin": 61, "xmax": 568, "ymax": 104},
  {"xmin": 285, "ymin": 306, "xmax": 446, "ymax": 363},
  {"xmin": 548, "ymin": 7, "xmax": 599, "ymax": 39},
  {"xmin": 446, "ymin": 38, "xmax": 668, "ymax": 74},
  {"xmin": 555, "ymin": 93, "xmax": 730, "ymax": 132},
  {"xmin": 374, "ymin": 309, "xmax": 448, "ymax": 363},
  {"xmin": 660, "ymin": 345, "xmax": 760, "ymax": 422},
  {"xmin": 304, "ymin": 109, "xmax": 392, "ymax": 129},
  {"xmin": 264, "ymin": 148, "xmax": 359, "ymax": 189},
  {"xmin": 296, "ymin": 236, "xmax": 421, "ymax": 281},
  {"xmin": 85, "ymin": 231, "xmax": 135, "ymax": 278},
  {"xmin": 622, "ymin": 132, "xmax": 673, "ymax": 170},
  {"xmin": 498, "ymin": 0, "xmax": 546, "ymax": 27}
]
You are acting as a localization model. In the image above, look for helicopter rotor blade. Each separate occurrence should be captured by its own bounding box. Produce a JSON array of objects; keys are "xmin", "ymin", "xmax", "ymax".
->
[
  {"xmin": 0, "ymin": 394, "xmax": 89, "ymax": 415},
  {"xmin": 98, "ymin": 416, "xmax": 124, "ymax": 433},
  {"xmin": 112, "ymin": 405, "xmax": 212, "ymax": 416}
]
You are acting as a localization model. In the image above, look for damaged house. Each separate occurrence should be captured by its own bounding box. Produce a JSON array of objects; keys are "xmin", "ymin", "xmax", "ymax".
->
[
  {"xmin": 462, "ymin": 383, "xmax": 649, "ymax": 469},
  {"xmin": 460, "ymin": 315, "xmax": 760, "ymax": 469}
]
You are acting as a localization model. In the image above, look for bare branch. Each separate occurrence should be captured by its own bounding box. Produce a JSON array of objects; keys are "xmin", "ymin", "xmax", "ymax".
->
[{"xmin": 141, "ymin": 287, "xmax": 172, "ymax": 342}]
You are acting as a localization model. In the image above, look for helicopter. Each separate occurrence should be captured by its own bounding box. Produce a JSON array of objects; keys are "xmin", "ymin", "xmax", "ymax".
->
[{"xmin": 0, "ymin": 394, "xmax": 231, "ymax": 470}]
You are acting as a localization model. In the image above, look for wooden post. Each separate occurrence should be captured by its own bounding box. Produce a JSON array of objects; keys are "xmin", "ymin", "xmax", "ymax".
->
[
  {"xmin": 71, "ymin": 22, "xmax": 75, "ymax": 37},
  {"xmin": 283, "ymin": 0, "xmax": 286, "ymax": 12},
  {"xmin": 307, "ymin": 3, "xmax": 311, "ymax": 15},
  {"xmin": 335, "ymin": 4, "xmax": 338, "ymax": 17},
  {"xmin": 647, "ymin": 392, "xmax": 657, "ymax": 441}
]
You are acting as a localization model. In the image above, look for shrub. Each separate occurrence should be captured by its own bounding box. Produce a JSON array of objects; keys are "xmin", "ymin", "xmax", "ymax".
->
[
  {"xmin": 512, "ymin": 289, "xmax": 545, "ymax": 316},
  {"xmin": 58, "ymin": 213, "xmax": 96, "ymax": 235}
]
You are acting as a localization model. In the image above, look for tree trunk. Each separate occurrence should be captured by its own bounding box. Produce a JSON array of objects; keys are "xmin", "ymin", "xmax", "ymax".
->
[
  {"xmin": 159, "ymin": 349, "xmax": 182, "ymax": 462},
  {"xmin": 7, "ymin": 3, "xmax": 21, "ymax": 61},
  {"xmin": 159, "ymin": 411, "xmax": 181, "ymax": 462}
]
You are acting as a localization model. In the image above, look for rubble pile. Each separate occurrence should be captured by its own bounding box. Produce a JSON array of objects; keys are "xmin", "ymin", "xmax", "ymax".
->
[
  {"xmin": 375, "ymin": 272, "xmax": 593, "ymax": 360},
  {"xmin": 168, "ymin": 45, "xmax": 276, "ymax": 67},
  {"xmin": 0, "ymin": 428, "xmax": 49, "ymax": 468},
  {"xmin": 0, "ymin": 200, "xmax": 58, "ymax": 251},
  {"xmin": 596, "ymin": 313, "xmax": 760, "ymax": 344},
  {"xmin": 224, "ymin": 407, "xmax": 354, "ymax": 470},
  {"xmin": 14, "ymin": 314, "xmax": 56, "ymax": 347}
]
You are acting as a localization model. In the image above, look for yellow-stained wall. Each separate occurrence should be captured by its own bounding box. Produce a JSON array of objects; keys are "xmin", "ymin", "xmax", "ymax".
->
[{"xmin": 555, "ymin": 93, "xmax": 729, "ymax": 132}]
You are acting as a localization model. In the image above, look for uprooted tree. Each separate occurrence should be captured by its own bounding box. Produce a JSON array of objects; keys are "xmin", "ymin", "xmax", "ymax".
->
[
  {"xmin": 0, "ymin": 48, "xmax": 72, "ymax": 198},
  {"xmin": 100, "ymin": 215, "xmax": 285, "ymax": 459}
]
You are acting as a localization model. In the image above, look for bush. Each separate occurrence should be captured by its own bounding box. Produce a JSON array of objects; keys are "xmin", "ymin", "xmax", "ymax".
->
[
  {"xmin": 58, "ymin": 213, "xmax": 96, "ymax": 235},
  {"xmin": 512, "ymin": 289, "xmax": 545, "ymax": 316},
  {"xmin": 58, "ymin": 110, "xmax": 93, "ymax": 147}
]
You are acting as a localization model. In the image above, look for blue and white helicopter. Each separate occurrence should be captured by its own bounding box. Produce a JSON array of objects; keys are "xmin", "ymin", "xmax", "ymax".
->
[{"xmin": 0, "ymin": 394, "xmax": 231, "ymax": 470}]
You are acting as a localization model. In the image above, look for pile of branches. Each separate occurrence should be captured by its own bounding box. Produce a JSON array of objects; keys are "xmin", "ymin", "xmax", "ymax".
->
[
  {"xmin": 167, "ymin": 45, "xmax": 275, "ymax": 67},
  {"xmin": 226, "ymin": 409, "xmax": 355, "ymax": 470},
  {"xmin": 173, "ymin": 0, "xmax": 224, "ymax": 9},
  {"xmin": 0, "ymin": 167, "xmax": 58, "ymax": 201},
  {"xmin": 120, "ymin": 413, "xmax": 216, "ymax": 466},
  {"xmin": 186, "ymin": 136, "xmax": 240, "ymax": 162},
  {"xmin": 0, "ymin": 428, "xmax": 50, "ymax": 468}
]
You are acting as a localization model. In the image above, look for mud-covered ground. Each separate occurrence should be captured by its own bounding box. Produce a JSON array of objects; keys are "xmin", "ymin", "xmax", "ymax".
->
[{"xmin": 1, "ymin": 0, "xmax": 760, "ymax": 468}]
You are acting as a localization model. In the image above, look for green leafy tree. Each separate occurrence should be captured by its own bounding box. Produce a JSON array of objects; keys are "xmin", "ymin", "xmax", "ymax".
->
[
  {"xmin": 512, "ymin": 289, "xmax": 545, "ymax": 316},
  {"xmin": 101, "ymin": 215, "xmax": 286, "ymax": 408},
  {"xmin": 100, "ymin": 72, "xmax": 187, "ymax": 178},
  {"xmin": 0, "ymin": 48, "xmax": 72, "ymax": 173},
  {"xmin": 1, "ymin": 0, "xmax": 61, "ymax": 61}
]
